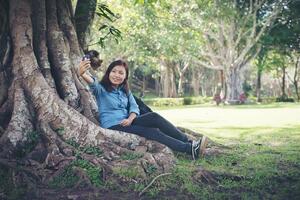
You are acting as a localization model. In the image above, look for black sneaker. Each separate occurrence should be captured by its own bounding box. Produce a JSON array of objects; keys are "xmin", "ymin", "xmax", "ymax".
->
[{"xmin": 191, "ymin": 140, "xmax": 200, "ymax": 160}]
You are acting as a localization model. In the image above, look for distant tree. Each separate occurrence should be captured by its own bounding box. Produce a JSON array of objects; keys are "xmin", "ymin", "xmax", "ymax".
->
[
  {"xmin": 256, "ymin": 0, "xmax": 300, "ymax": 101},
  {"xmin": 195, "ymin": 0, "xmax": 290, "ymax": 103}
]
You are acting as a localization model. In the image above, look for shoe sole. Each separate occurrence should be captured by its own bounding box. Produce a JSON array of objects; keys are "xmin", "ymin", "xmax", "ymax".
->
[
  {"xmin": 191, "ymin": 146, "xmax": 195, "ymax": 160},
  {"xmin": 199, "ymin": 136, "xmax": 208, "ymax": 157},
  {"xmin": 191, "ymin": 141, "xmax": 196, "ymax": 160}
]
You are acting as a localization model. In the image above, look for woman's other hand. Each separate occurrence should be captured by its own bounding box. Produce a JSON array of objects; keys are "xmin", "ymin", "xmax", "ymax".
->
[{"xmin": 120, "ymin": 118, "xmax": 133, "ymax": 127}]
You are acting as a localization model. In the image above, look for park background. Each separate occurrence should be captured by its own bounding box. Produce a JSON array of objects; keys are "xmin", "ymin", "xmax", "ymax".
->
[{"xmin": 0, "ymin": 0, "xmax": 299, "ymax": 199}]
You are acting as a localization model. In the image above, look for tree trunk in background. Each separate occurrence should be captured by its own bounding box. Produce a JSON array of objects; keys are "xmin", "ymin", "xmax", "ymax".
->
[
  {"xmin": 0, "ymin": 0, "xmax": 176, "ymax": 197},
  {"xmin": 155, "ymin": 78, "xmax": 161, "ymax": 96},
  {"xmin": 160, "ymin": 60, "xmax": 177, "ymax": 98},
  {"xmin": 177, "ymin": 62, "xmax": 189, "ymax": 97},
  {"xmin": 256, "ymin": 69, "xmax": 262, "ymax": 102},
  {"xmin": 75, "ymin": 0, "xmax": 97, "ymax": 50},
  {"xmin": 170, "ymin": 65, "xmax": 177, "ymax": 97},
  {"xmin": 191, "ymin": 67, "xmax": 200, "ymax": 96},
  {"xmin": 225, "ymin": 67, "xmax": 244, "ymax": 104},
  {"xmin": 293, "ymin": 56, "xmax": 300, "ymax": 101},
  {"xmin": 161, "ymin": 63, "xmax": 169, "ymax": 98},
  {"xmin": 141, "ymin": 76, "xmax": 146, "ymax": 97},
  {"xmin": 281, "ymin": 66, "xmax": 287, "ymax": 97},
  {"xmin": 219, "ymin": 70, "xmax": 226, "ymax": 100}
]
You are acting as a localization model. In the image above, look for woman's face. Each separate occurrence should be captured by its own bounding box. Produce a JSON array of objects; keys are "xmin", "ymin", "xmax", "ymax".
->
[{"xmin": 109, "ymin": 65, "xmax": 126, "ymax": 87}]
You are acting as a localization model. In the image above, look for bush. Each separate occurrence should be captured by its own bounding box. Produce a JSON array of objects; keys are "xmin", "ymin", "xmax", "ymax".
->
[
  {"xmin": 261, "ymin": 97, "xmax": 277, "ymax": 103},
  {"xmin": 143, "ymin": 96, "xmax": 212, "ymax": 107},
  {"xmin": 183, "ymin": 97, "xmax": 193, "ymax": 105},
  {"xmin": 276, "ymin": 96, "xmax": 295, "ymax": 102},
  {"xmin": 143, "ymin": 98, "xmax": 183, "ymax": 107}
]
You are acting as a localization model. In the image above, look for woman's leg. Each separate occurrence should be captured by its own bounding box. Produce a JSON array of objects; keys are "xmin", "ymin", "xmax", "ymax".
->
[
  {"xmin": 109, "ymin": 124, "xmax": 192, "ymax": 154},
  {"xmin": 132, "ymin": 112, "xmax": 189, "ymax": 142}
]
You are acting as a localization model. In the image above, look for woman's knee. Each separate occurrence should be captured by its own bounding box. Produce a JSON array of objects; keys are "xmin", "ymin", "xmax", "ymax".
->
[
  {"xmin": 147, "ymin": 112, "xmax": 160, "ymax": 119},
  {"xmin": 135, "ymin": 112, "xmax": 163, "ymax": 125}
]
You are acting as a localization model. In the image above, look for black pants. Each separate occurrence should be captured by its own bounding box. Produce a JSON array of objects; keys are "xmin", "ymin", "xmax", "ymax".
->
[{"xmin": 109, "ymin": 112, "xmax": 192, "ymax": 154}]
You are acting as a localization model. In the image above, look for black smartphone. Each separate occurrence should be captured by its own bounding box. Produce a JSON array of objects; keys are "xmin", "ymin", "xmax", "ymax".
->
[{"xmin": 82, "ymin": 54, "xmax": 91, "ymax": 61}]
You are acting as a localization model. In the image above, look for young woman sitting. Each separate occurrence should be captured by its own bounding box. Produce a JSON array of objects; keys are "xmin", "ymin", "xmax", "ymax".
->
[{"xmin": 78, "ymin": 52, "xmax": 208, "ymax": 160}]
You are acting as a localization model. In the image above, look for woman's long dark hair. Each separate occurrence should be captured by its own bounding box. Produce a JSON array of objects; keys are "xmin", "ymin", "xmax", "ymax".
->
[{"xmin": 100, "ymin": 60, "xmax": 129, "ymax": 95}]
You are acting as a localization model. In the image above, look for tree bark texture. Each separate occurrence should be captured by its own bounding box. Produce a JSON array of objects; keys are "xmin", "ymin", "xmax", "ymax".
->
[
  {"xmin": 199, "ymin": 1, "xmax": 283, "ymax": 103},
  {"xmin": 226, "ymin": 67, "xmax": 244, "ymax": 104},
  {"xmin": 0, "ymin": 0, "xmax": 10, "ymax": 107},
  {"xmin": 191, "ymin": 67, "xmax": 200, "ymax": 96},
  {"xmin": 293, "ymin": 56, "xmax": 300, "ymax": 101},
  {"xmin": 0, "ymin": 0, "xmax": 178, "ymax": 196},
  {"xmin": 160, "ymin": 59, "xmax": 178, "ymax": 98},
  {"xmin": 74, "ymin": 0, "xmax": 97, "ymax": 50},
  {"xmin": 281, "ymin": 66, "xmax": 287, "ymax": 97},
  {"xmin": 256, "ymin": 69, "xmax": 262, "ymax": 102},
  {"xmin": 176, "ymin": 61, "xmax": 189, "ymax": 97}
]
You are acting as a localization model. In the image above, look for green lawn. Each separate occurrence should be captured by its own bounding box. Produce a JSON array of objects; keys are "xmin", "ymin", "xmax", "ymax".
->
[{"xmin": 139, "ymin": 103, "xmax": 300, "ymax": 199}]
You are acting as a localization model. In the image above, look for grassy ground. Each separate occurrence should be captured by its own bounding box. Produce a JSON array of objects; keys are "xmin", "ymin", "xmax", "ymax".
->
[
  {"xmin": 138, "ymin": 103, "xmax": 300, "ymax": 199},
  {"xmin": 1, "ymin": 103, "xmax": 299, "ymax": 199}
]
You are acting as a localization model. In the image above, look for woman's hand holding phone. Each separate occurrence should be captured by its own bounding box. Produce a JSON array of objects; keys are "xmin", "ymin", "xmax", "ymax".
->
[
  {"xmin": 78, "ymin": 60, "xmax": 94, "ymax": 84},
  {"xmin": 78, "ymin": 60, "xmax": 91, "ymax": 76}
]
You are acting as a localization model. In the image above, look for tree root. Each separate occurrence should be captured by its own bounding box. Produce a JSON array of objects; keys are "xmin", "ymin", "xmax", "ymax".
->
[
  {"xmin": 139, "ymin": 173, "xmax": 172, "ymax": 197},
  {"xmin": 72, "ymin": 166, "xmax": 93, "ymax": 188},
  {"xmin": 0, "ymin": 83, "xmax": 35, "ymax": 158},
  {"xmin": 0, "ymin": 99, "xmax": 12, "ymax": 129},
  {"xmin": 193, "ymin": 166, "xmax": 220, "ymax": 186},
  {"xmin": 0, "ymin": 158, "xmax": 41, "ymax": 182}
]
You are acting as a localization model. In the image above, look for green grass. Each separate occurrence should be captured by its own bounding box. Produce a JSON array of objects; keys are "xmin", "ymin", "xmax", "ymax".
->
[
  {"xmin": 151, "ymin": 101, "xmax": 300, "ymax": 111},
  {"xmin": 136, "ymin": 103, "xmax": 300, "ymax": 199},
  {"xmin": 48, "ymin": 159, "xmax": 103, "ymax": 189},
  {"xmin": 65, "ymin": 137, "xmax": 103, "ymax": 157},
  {"xmin": 138, "ymin": 125, "xmax": 300, "ymax": 199},
  {"xmin": 113, "ymin": 166, "xmax": 142, "ymax": 179}
]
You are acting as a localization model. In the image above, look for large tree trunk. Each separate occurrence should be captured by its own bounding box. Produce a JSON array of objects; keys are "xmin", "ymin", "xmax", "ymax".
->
[
  {"xmin": 0, "ymin": 0, "xmax": 10, "ymax": 107},
  {"xmin": 0, "ymin": 0, "xmax": 178, "ymax": 198},
  {"xmin": 225, "ymin": 67, "xmax": 244, "ymax": 104}
]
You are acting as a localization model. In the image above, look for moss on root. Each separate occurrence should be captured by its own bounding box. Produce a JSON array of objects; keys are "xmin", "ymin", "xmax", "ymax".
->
[{"xmin": 48, "ymin": 159, "xmax": 103, "ymax": 189}]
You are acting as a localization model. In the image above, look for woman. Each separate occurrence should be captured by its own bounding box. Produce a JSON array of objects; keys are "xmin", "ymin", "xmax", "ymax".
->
[{"xmin": 78, "ymin": 52, "xmax": 208, "ymax": 160}]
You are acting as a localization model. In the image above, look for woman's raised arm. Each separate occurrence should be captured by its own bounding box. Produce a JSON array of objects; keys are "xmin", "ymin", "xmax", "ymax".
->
[{"xmin": 78, "ymin": 60, "xmax": 94, "ymax": 84}]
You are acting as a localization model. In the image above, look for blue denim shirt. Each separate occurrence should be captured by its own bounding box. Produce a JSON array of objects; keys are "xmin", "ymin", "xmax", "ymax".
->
[{"xmin": 89, "ymin": 79, "xmax": 140, "ymax": 128}]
